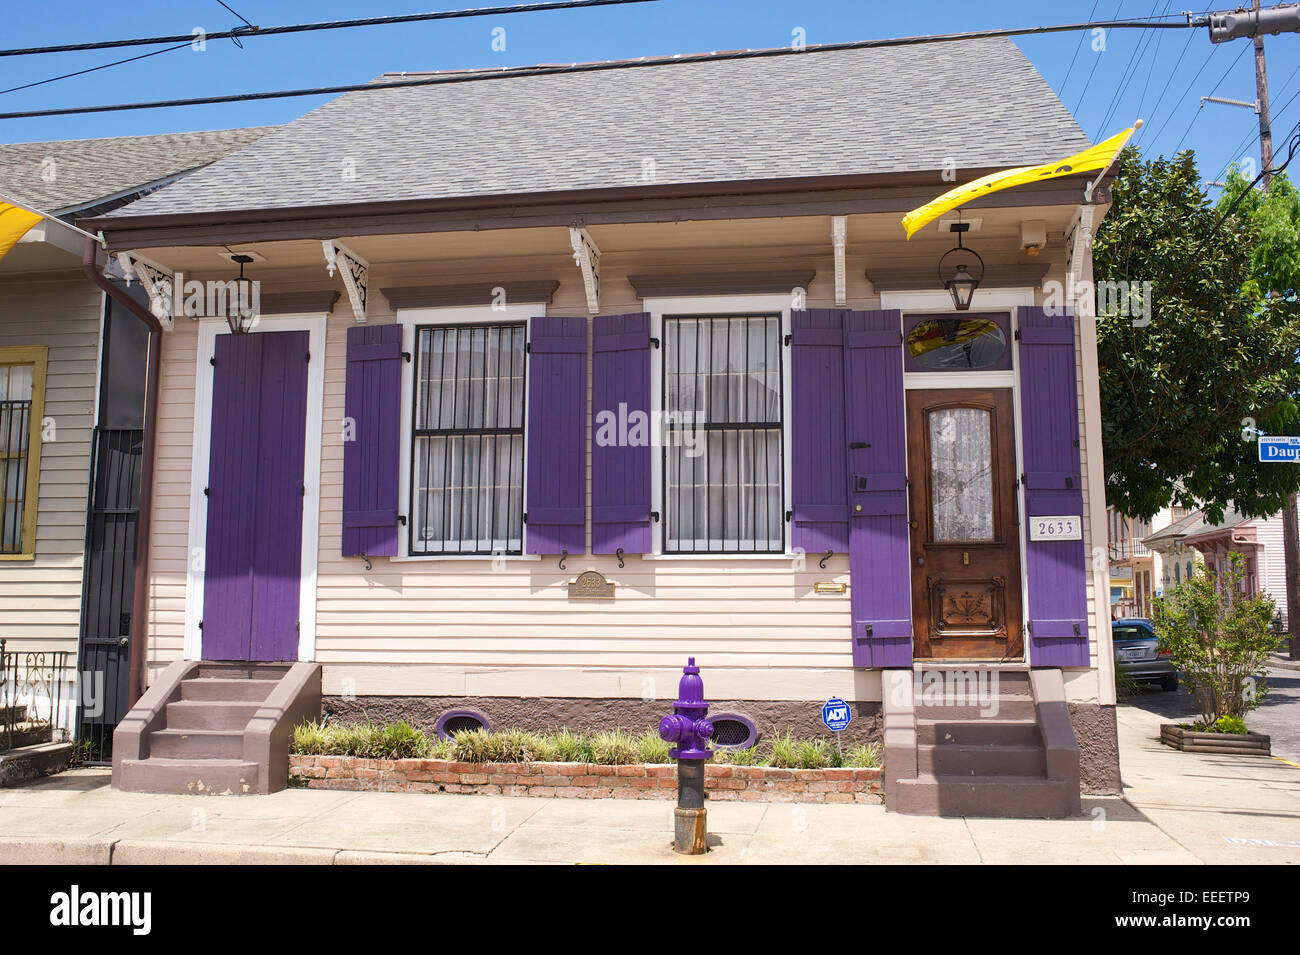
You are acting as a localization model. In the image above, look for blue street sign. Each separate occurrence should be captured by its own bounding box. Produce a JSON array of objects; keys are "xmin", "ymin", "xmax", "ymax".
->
[
  {"xmin": 821, "ymin": 697, "xmax": 852, "ymax": 732},
  {"xmin": 1258, "ymin": 436, "xmax": 1300, "ymax": 463}
]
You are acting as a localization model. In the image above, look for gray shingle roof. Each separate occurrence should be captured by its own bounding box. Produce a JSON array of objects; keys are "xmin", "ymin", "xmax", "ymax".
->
[
  {"xmin": 108, "ymin": 38, "xmax": 1089, "ymax": 218},
  {"xmin": 0, "ymin": 127, "xmax": 274, "ymax": 213}
]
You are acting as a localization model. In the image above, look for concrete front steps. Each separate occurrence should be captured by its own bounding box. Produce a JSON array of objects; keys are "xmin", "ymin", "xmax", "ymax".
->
[
  {"xmin": 884, "ymin": 668, "xmax": 1082, "ymax": 818},
  {"xmin": 113, "ymin": 660, "xmax": 321, "ymax": 795}
]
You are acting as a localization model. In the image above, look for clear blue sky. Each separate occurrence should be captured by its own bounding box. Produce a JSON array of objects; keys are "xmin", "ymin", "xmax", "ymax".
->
[{"xmin": 2, "ymin": 0, "xmax": 1298, "ymax": 190}]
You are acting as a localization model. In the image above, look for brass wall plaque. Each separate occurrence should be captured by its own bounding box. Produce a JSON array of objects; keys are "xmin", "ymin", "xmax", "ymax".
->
[
  {"xmin": 813, "ymin": 581, "xmax": 847, "ymax": 594},
  {"xmin": 568, "ymin": 570, "xmax": 615, "ymax": 600}
]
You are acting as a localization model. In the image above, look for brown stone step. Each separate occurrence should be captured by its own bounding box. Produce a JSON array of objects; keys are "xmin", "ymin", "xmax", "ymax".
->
[
  {"xmin": 893, "ymin": 773, "xmax": 1075, "ymax": 818},
  {"xmin": 117, "ymin": 757, "xmax": 259, "ymax": 795},
  {"xmin": 918, "ymin": 742, "xmax": 1047, "ymax": 777},
  {"xmin": 180, "ymin": 677, "xmax": 278, "ymax": 703},
  {"xmin": 194, "ymin": 662, "xmax": 293, "ymax": 680},
  {"xmin": 917, "ymin": 718, "xmax": 1041, "ymax": 746},
  {"xmin": 912, "ymin": 696, "xmax": 1038, "ymax": 721},
  {"xmin": 148, "ymin": 728, "xmax": 244, "ymax": 759},
  {"xmin": 164, "ymin": 700, "xmax": 262, "ymax": 731}
]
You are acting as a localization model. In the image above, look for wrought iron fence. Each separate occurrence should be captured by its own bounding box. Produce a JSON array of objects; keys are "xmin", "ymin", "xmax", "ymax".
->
[{"xmin": 0, "ymin": 638, "xmax": 71, "ymax": 753}]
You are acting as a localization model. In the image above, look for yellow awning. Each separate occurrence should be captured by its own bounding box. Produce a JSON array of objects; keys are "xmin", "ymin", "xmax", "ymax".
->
[
  {"xmin": 901, "ymin": 126, "xmax": 1136, "ymax": 239},
  {"xmin": 0, "ymin": 202, "xmax": 44, "ymax": 263}
]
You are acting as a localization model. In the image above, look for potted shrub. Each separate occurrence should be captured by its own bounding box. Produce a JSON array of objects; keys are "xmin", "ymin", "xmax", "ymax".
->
[{"xmin": 1151, "ymin": 552, "xmax": 1280, "ymax": 755}]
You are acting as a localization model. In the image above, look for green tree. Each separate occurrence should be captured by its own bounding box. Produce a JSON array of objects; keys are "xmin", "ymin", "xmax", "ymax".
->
[
  {"xmin": 1093, "ymin": 149, "xmax": 1300, "ymax": 523},
  {"xmin": 1152, "ymin": 553, "xmax": 1281, "ymax": 726}
]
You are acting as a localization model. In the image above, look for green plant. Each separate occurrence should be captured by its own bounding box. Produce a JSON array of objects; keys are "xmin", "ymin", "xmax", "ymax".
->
[
  {"xmin": 797, "ymin": 737, "xmax": 835, "ymax": 769},
  {"xmin": 65, "ymin": 738, "xmax": 95, "ymax": 769},
  {"xmin": 723, "ymin": 745, "xmax": 758, "ymax": 766},
  {"xmin": 1114, "ymin": 665, "xmax": 1144, "ymax": 702},
  {"xmin": 1188, "ymin": 715, "xmax": 1251, "ymax": 735},
  {"xmin": 546, "ymin": 727, "xmax": 593, "ymax": 763},
  {"xmin": 590, "ymin": 729, "xmax": 640, "ymax": 765},
  {"xmin": 768, "ymin": 730, "xmax": 800, "ymax": 769},
  {"xmin": 291, "ymin": 719, "xmax": 435, "ymax": 759},
  {"xmin": 290, "ymin": 721, "xmax": 886, "ymax": 771},
  {"xmin": 634, "ymin": 729, "xmax": 671, "ymax": 764},
  {"xmin": 845, "ymin": 744, "xmax": 881, "ymax": 769},
  {"xmin": 1152, "ymin": 552, "xmax": 1282, "ymax": 727}
]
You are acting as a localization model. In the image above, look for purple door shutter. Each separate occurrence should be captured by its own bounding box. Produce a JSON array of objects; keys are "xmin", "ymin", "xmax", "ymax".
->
[
  {"xmin": 591, "ymin": 313, "xmax": 652, "ymax": 554},
  {"xmin": 525, "ymin": 316, "xmax": 587, "ymax": 555},
  {"xmin": 343, "ymin": 323, "xmax": 403, "ymax": 558},
  {"xmin": 204, "ymin": 332, "xmax": 261, "ymax": 661},
  {"xmin": 843, "ymin": 310, "xmax": 911, "ymax": 667},
  {"xmin": 204, "ymin": 330, "xmax": 309, "ymax": 662},
  {"xmin": 1019, "ymin": 306, "xmax": 1089, "ymax": 667},
  {"xmin": 790, "ymin": 309, "xmax": 849, "ymax": 555}
]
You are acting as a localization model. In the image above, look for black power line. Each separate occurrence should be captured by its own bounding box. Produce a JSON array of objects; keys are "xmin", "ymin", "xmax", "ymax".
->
[
  {"xmin": 1171, "ymin": 41, "xmax": 1249, "ymax": 156},
  {"xmin": 0, "ymin": 0, "xmax": 661, "ymax": 58},
  {"xmin": 0, "ymin": 15, "xmax": 1209, "ymax": 121},
  {"xmin": 0, "ymin": 42, "xmax": 192, "ymax": 96}
]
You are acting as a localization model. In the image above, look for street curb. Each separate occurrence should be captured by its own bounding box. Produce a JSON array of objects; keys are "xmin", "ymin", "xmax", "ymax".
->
[
  {"xmin": 0, "ymin": 836, "xmax": 114, "ymax": 865},
  {"xmin": 0, "ymin": 836, "xmax": 497, "ymax": 866},
  {"xmin": 1269, "ymin": 655, "xmax": 1300, "ymax": 672}
]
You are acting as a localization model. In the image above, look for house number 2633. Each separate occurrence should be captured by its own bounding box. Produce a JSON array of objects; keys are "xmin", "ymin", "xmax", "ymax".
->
[{"xmin": 1029, "ymin": 516, "xmax": 1082, "ymax": 541}]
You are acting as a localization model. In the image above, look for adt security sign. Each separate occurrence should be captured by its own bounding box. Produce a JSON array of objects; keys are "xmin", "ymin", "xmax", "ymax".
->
[
  {"xmin": 1259, "ymin": 436, "xmax": 1300, "ymax": 463},
  {"xmin": 821, "ymin": 697, "xmax": 852, "ymax": 732}
]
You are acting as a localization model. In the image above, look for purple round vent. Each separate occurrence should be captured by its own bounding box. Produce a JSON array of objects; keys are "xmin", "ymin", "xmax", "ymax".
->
[
  {"xmin": 708, "ymin": 712, "xmax": 758, "ymax": 750},
  {"xmin": 434, "ymin": 709, "xmax": 490, "ymax": 740}
]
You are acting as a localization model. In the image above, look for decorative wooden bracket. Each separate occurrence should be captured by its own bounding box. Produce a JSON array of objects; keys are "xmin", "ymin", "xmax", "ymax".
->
[
  {"xmin": 831, "ymin": 215, "xmax": 848, "ymax": 307},
  {"xmin": 322, "ymin": 239, "xmax": 369, "ymax": 322},
  {"xmin": 568, "ymin": 226, "xmax": 600, "ymax": 315},
  {"xmin": 115, "ymin": 251, "xmax": 175, "ymax": 329},
  {"xmin": 1065, "ymin": 206, "xmax": 1095, "ymax": 292}
]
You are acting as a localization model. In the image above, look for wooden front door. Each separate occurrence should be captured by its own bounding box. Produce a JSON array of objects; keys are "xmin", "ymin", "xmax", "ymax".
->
[{"xmin": 907, "ymin": 387, "xmax": 1023, "ymax": 660}]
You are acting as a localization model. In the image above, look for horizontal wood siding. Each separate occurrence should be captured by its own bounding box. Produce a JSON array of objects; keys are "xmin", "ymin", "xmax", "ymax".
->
[
  {"xmin": 142, "ymin": 236, "xmax": 1105, "ymax": 703},
  {"xmin": 0, "ymin": 274, "xmax": 98, "ymax": 655}
]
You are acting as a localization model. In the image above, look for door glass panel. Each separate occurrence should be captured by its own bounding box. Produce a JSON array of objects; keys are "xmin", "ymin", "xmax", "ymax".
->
[
  {"xmin": 928, "ymin": 407, "xmax": 994, "ymax": 542},
  {"xmin": 907, "ymin": 318, "xmax": 1007, "ymax": 370}
]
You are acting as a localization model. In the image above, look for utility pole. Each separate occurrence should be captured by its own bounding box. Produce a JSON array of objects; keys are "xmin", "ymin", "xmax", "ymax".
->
[
  {"xmin": 1253, "ymin": 0, "xmax": 1276, "ymax": 188},
  {"xmin": 1250, "ymin": 2, "xmax": 1298, "ymax": 657},
  {"xmin": 1210, "ymin": 4, "xmax": 1297, "ymax": 657}
]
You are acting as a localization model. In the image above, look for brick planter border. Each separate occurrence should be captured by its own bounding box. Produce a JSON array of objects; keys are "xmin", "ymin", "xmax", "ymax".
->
[
  {"xmin": 289, "ymin": 755, "xmax": 883, "ymax": 804},
  {"xmin": 1159, "ymin": 724, "xmax": 1271, "ymax": 756}
]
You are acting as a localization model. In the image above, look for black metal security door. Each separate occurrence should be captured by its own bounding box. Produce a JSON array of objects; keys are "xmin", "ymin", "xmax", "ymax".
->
[{"xmin": 76, "ymin": 286, "xmax": 149, "ymax": 762}]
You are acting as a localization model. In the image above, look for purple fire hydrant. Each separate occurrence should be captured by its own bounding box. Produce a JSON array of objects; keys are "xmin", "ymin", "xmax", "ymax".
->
[{"xmin": 658, "ymin": 657, "xmax": 714, "ymax": 854}]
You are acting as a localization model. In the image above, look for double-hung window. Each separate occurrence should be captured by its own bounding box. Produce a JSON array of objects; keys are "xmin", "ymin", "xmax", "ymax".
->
[
  {"xmin": 0, "ymin": 347, "xmax": 46, "ymax": 560},
  {"xmin": 662, "ymin": 314, "xmax": 784, "ymax": 553},
  {"xmin": 409, "ymin": 322, "xmax": 526, "ymax": 555}
]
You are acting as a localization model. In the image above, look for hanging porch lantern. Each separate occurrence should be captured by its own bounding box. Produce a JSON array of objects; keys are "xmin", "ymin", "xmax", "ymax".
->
[
  {"xmin": 938, "ymin": 220, "xmax": 985, "ymax": 311},
  {"xmin": 226, "ymin": 253, "xmax": 258, "ymax": 334}
]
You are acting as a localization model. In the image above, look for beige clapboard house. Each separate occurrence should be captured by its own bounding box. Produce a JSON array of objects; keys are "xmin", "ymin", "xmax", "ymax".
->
[{"xmin": 91, "ymin": 39, "xmax": 1121, "ymax": 814}]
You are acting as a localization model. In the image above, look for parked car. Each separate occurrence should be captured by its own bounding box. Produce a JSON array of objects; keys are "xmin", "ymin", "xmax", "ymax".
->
[{"xmin": 1112, "ymin": 618, "xmax": 1179, "ymax": 691}]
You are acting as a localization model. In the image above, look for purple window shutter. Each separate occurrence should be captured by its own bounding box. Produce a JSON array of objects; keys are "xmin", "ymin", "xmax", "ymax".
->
[
  {"xmin": 843, "ymin": 310, "xmax": 911, "ymax": 667},
  {"xmin": 790, "ymin": 309, "xmax": 849, "ymax": 555},
  {"xmin": 525, "ymin": 316, "xmax": 587, "ymax": 555},
  {"xmin": 342, "ymin": 323, "xmax": 403, "ymax": 558},
  {"xmin": 591, "ymin": 313, "xmax": 652, "ymax": 554},
  {"xmin": 1019, "ymin": 306, "xmax": 1089, "ymax": 667}
]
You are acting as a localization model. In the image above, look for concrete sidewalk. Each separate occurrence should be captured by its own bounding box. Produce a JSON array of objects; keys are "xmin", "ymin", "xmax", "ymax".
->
[{"xmin": 0, "ymin": 705, "xmax": 1295, "ymax": 865}]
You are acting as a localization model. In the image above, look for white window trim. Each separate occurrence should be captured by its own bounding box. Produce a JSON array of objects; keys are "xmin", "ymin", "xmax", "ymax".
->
[
  {"xmin": 393, "ymin": 304, "xmax": 541, "ymax": 562},
  {"xmin": 184, "ymin": 313, "xmax": 327, "ymax": 662},
  {"xmin": 883, "ymin": 287, "xmax": 1040, "ymax": 664},
  {"xmin": 644, "ymin": 294, "xmax": 795, "ymax": 561}
]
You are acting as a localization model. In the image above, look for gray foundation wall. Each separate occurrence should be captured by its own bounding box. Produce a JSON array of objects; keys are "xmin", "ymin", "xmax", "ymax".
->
[
  {"xmin": 1069, "ymin": 702, "xmax": 1121, "ymax": 795},
  {"xmin": 323, "ymin": 695, "xmax": 884, "ymax": 747}
]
